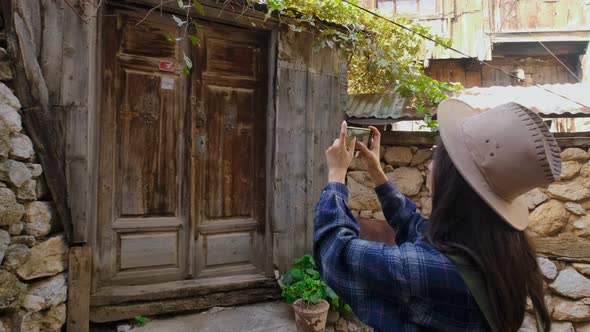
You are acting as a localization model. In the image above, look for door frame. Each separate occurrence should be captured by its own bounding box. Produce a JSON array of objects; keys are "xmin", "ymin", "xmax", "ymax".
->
[{"xmin": 90, "ymin": 1, "xmax": 278, "ymax": 302}]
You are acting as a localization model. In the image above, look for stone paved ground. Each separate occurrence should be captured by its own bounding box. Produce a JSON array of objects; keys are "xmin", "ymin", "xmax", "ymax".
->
[
  {"xmin": 92, "ymin": 301, "xmax": 372, "ymax": 332},
  {"xmin": 112, "ymin": 301, "xmax": 297, "ymax": 332}
]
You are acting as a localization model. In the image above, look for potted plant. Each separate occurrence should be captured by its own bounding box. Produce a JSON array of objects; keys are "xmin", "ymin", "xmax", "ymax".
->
[{"xmin": 281, "ymin": 255, "xmax": 352, "ymax": 332}]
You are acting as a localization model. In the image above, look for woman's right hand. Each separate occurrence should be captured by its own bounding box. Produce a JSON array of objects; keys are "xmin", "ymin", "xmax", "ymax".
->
[{"xmin": 356, "ymin": 126, "xmax": 388, "ymax": 186}]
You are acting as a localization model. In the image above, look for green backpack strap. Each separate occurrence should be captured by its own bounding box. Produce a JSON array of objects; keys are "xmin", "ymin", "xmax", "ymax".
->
[
  {"xmin": 535, "ymin": 306, "xmax": 545, "ymax": 332},
  {"xmin": 446, "ymin": 253, "xmax": 501, "ymax": 332},
  {"xmin": 446, "ymin": 253, "xmax": 545, "ymax": 332}
]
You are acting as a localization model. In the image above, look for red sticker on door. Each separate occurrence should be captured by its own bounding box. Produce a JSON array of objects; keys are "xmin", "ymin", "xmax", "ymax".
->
[{"xmin": 159, "ymin": 61, "xmax": 175, "ymax": 72}]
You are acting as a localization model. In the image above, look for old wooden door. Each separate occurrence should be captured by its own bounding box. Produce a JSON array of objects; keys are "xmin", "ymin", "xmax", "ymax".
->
[
  {"xmin": 97, "ymin": 7, "xmax": 270, "ymax": 288},
  {"xmin": 97, "ymin": 8, "xmax": 191, "ymax": 286},
  {"xmin": 191, "ymin": 24, "xmax": 269, "ymax": 278}
]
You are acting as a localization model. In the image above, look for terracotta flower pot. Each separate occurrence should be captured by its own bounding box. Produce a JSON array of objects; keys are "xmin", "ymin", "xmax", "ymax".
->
[{"xmin": 293, "ymin": 298, "xmax": 330, "ymax": 332}]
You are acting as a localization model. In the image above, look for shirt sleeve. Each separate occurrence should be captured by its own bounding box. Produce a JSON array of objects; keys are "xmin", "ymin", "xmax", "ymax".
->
[
  {"xmin": 312, "ymin": 183, "xmax": 413, "ymax": 321},
  {"xmin": 374, "ymin": 181, "xmax": 427, "ymax": 244}
]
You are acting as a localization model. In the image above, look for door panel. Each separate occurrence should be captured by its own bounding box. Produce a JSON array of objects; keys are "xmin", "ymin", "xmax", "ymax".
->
[
  {"xmin": 118, "ymin": 70, "xmax": 178, "ymax": 217},
  {"xmin": 204, "ymin": 86, "xmax": 256, "ymax": 219},
  {"xmin": 98, "ymin": 8, "xmax": 189, "ymax": 286},
  {"xmin": 119, "ymin": 232, "xmax": 178, "ymax": 270},
  {"xmin": 193, "ymin": 24, "xmax": 268, "ymax": 278}
]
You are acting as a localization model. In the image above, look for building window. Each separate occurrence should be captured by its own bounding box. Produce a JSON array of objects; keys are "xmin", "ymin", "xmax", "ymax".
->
[{"xmin": 376, "ymin": 0, "xmax": 436, "ymax": 16}]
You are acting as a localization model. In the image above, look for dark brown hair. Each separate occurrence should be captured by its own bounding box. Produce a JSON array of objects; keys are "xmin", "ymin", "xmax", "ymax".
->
[{"xmin": 426, "ymin": 141, "xmax": 550, "ymax": 332}]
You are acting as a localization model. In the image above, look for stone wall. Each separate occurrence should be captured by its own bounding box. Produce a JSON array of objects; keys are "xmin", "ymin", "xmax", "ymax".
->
[
  {"xmin": 347, "ymin": 145, "xmax": 432, "ymax": 220},
  {"xmin": 347, "ymin": 144, "xmax": 590, "ymax": 331},
  {"xmin": 0, "ymin": 85, "xmax": 68, "ymax": 330}
]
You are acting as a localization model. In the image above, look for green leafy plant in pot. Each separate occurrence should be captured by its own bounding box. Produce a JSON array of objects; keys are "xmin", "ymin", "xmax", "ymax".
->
[{"xmin": 281, "ymin": 255, "xmax": 352, "ymax": 332}]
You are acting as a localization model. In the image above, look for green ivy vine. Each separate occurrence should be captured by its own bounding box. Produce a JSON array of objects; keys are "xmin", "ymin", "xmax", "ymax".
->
[{"xmin": 169, "ymin": 0, "xmax": 463, "ymax": 128}]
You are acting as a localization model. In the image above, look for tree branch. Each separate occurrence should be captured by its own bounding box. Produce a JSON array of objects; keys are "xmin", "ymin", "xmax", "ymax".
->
[{"xmin": 136, "ymin": 0, "xmax": 177, "ymax": 26}]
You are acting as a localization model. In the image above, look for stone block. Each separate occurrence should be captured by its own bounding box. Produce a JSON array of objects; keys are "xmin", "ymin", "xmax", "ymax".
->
[
  {"xmin": 561, "ymin": 148, "xmax": 590, "ymax": 162},
  {"xmin": 16, "ymin": 235, "xmax": 68, "ymax": 280},
  {"xmin": 0, "ymin": 270, "xmax": 25, "ymax": 310},
  {"xmin": 523, "ymin": 188, "xmax": 548, "ymax": 210},
  {"xmin": 0, "ymin": 160, "xmax": 32, "ymax": 187},
  {"xmin": 387, "ymin": 167, "xmax": 423, "ymax": 196},
  {"xmin": 10, "ymin": 133, "xmax": 33, "ymax": 160},
  {"xmin": 560, "ymin": 161, "xmax": 582, "ymax": 180},
  {"xmin": 23, "ymin": 201, "xmax": 58, "ymax": 237},
  {"xmin": 549, "ymin": 268, "xmax": 590, "ymax": 299},
  {"xmin": 548, "ymin": 183, "xmax": 590, "ymax": 202},
  {"xmin": 552, "ymin": 297, "xmax": 590, "ymax": 322},
  {"xmin": 410, "ymin": 149, "xmax": 432, "ymax": 166},
  {"xmin": 384, "ymin": 147, "xmax": 412, "ymax": 166},
  {"xmin": 3, "ymin": 243, "xmax": 30, "ymax": 271},
  {"xmin": 528, "ymin": 200, "xmax": 568, "ymax": 237},
  {"xmin": 0, "ymin": 188, "xmax": 24, "ymax": 227},
  {"xmin": 537, "ymin": 257, "xmax": 557, "ymax": 280}
]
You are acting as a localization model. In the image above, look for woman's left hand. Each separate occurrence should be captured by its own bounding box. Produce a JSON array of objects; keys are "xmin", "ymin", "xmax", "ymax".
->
[{"xmin": 326, "ymin": 121, "xmax": 356, "ymax": 184}]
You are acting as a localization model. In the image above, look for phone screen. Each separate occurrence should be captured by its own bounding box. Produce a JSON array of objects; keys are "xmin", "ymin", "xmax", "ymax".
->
[{"xmin": 346, "ymin": 126, "xmax": 372, "ymax": 149}]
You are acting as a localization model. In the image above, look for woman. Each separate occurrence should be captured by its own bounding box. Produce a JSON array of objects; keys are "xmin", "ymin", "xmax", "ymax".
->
[{"xmin": 313, "ymin": 99, "xmax": 560, "ymax": 331}]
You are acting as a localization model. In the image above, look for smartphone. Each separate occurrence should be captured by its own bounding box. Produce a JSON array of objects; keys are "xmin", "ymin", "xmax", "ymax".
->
[{"xmin": 346, "ymin": 126, "xmax": 373, "ymax": 150}]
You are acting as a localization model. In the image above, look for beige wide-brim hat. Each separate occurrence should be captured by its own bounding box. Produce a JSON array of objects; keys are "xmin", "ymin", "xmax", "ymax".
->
[{"xmin": 437, "ymin": 99, "xmax": 562, "ymax": 230}]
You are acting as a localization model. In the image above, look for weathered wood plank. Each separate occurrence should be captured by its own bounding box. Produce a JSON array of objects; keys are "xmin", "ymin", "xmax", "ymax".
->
[
  {"xmin": 306, "ymin": 73, "xmax": 340, "ymax": 252},
  {"xmin": 61, "ymin": 0, "xmax": 90, "ymax": 105},
  {"xmin": 14, "ymin": 0, "xmax": 42, "ymax": 58},
  {"xmin": 13, "ymin": 13, "xmax": 49, "ymax": 108},
  {"xmin": 535, "ymin": 235, "xmax": 590, "ymax": 263},
  {"xmin": 553, "ymin": 132, "xmax": 590, "ymax": 149},
  {"xmin": 95, "ymin": 9, "xmax": 119, "ymax": 286},
  {"xmin": 262, "ymin": 29, "xmax": 278, "ymax": 277},
  {"xmin": 274, "ymin": 67, "xmax": 308, "ymax": 273},
  {"xmin": 90, "ymin": 286, "xmax": 281, "ymax": 322},
  {"xmin": 91, "ymin": 274, "xmax": 277, "ymax": 306},
  {"xmin": 39, "ymin": 0, "xmax": 64, "ymax": 105},
  {"xmin": 380, "ymin": 131, "xmax": 590, "ymax": 148},
  {"xmin": 115, "ymin": 0, "xmax": 279, "ymax": 31},
  {"xmin": 65, "ymin": 106, "xmax": 88, "ymax": 243},
  {"xmin": 67, "ymin": 246, "xmax": 91, "ymax": 332},
  {"xmin": 305, "ymin": 71, "xmax": 315, "ymax": 254},
  {"xmin": 380, "ymin": 131, "xmax": 438, "ymax": 147},
  {"xmin": 20, "ymin": 106, "xmax": 72, "ymax": 239}
]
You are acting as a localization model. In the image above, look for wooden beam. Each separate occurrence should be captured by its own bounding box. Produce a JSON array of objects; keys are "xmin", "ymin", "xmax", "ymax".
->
[
  {"xmin": 90, "ymin": 286, "xmax": 281, "ymax": 323},
  {"xmin": 10, "ymin": 3, "xmax": 74, "ymax": 240},
  {"xmin": 21, "ymin": 106, "xmax": 72, "ymax": 239},
  {"xmin": 553, "ymin": 132, "xmax": 590, "ymax": 149},
  {"xmin": 91, "ymin": 275, "xmax": 278, "ymax": 306},
  {"xmin": 67, "ymin": 246, "xmax": 91, "ymax": 332},
  {"xmin": 492, "ymin": 30, "xmax": 590, "ymax": 43},
  {"xmin": 380, "ymin": 131, "xmax": 590, "ymax": 149},
  {"xmin": 380, "ymin": 131, "xmax": 438, "ymax": 147},
  {"xmin": 535, "ymin": 235, "xmax": 590, "ymax": 263},
  {"xmin": 117, "ymin": 0, "xmax": 279, "ymax": 30}
]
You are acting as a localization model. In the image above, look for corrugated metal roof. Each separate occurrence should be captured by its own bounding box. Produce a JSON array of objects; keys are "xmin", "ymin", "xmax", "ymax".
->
[
  {"xmin": 346, "ymin": 83, "xmax": 590, "ymax": 120},
  {"xmin": 451, "ymin": 83, "xmax": 590, "ymax": 117},
  {"xmin": 346, "ymin": 93, "xmax": 417, "ymax": 120}
]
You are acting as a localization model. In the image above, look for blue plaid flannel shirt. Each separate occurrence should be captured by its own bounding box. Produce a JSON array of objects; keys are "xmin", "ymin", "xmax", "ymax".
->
[{"xmin": 313, "ymin": 181, "xmax": 488, "ymax": 332}]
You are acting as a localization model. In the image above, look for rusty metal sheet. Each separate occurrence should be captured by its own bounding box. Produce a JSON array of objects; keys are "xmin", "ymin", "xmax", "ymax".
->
[{"xmin": 347, "ymin": 83, "xmax": 590, "ymax": 121}]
